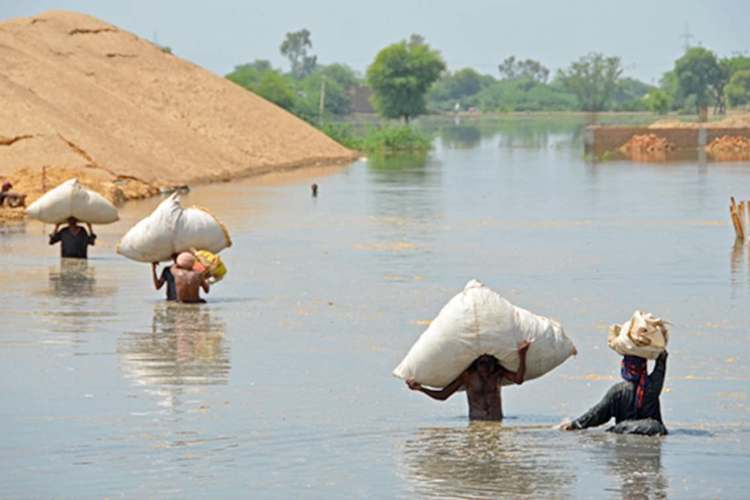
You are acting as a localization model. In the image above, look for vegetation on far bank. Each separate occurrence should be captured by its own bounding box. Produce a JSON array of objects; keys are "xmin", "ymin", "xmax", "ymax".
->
[
  {"xmin": 225, "ymin": 29, "xmax": 750, "ymax": 151},
  {"xmin": 319, "ymin": 123, "xmax": 431, "ymax": 154}
]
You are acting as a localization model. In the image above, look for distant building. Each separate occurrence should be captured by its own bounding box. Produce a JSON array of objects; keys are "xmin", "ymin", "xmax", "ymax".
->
[{"xmin": 349, "ymin": 85, "xmax": 375, "ymax": 114}]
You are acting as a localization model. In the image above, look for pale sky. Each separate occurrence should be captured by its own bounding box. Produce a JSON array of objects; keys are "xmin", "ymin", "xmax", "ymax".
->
[{"xmin": 1, "ymin": 0, "xmax": 748, "ymax": 83}]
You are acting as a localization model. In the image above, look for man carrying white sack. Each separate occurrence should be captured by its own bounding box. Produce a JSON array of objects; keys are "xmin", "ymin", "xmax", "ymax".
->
[
  {"xmin": 49, "ymin": 217, "xmax": 97, "ymax": 259},
  {"xmin": 394, "ymin": 280, "xmax": 577, "ymax": 422},
  {"xmin": 406, "ymin": 341, "xmax": 532, "ymax": 421},
  {"xmin": 561, "ymin": 311, "xmax": 669, "ymax": 436}
]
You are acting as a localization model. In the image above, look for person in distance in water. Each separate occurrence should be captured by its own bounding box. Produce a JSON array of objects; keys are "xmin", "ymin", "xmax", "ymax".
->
[
  {"xmin": 49, "ymin": 217, "xmax": 96, "ymax": 259},
  {"xmin": 560, "ymin": 352, "xmax": 668, "ymax": 435},
  {"xmin": 406, "ymin": 340, "xmax": 531, "ymax": 421}
]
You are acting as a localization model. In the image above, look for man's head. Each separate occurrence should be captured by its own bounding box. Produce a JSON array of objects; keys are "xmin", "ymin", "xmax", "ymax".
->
[
  {"xmin": 176, "ymin": 252, "xmax": 195, "ymax": 270},
  {"xmin": 67, "ymin": 217, "xmax": 79, "ymax": 226},
  {"xmin": 475, "ymin": 354, "xmax": 499, "ymax": 376}
]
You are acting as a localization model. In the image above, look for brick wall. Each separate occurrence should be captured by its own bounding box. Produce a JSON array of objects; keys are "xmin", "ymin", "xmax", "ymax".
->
[{"xmin": 585, "ymin": 126, "xmax": 750, "ymax": 155}]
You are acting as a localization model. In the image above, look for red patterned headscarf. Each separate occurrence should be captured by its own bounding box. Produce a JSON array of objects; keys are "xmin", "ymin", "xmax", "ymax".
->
[{"xmin": 621, "ymin": 355, "xmax": 647, "ymax": 411}]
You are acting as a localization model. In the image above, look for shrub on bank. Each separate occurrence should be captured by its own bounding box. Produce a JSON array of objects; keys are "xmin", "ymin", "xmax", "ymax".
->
[{"xmin": 319, "ymin": 123, "xmax": 432, "ymax": 153}]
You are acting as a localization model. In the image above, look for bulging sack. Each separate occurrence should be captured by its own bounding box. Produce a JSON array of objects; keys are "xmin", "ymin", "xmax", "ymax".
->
[
  {"xmin": 393, "ymin": 280, "xmax": 577, "ymax": 388},
  {"xmin": 26, "ymin": 178, "xmax": 119, "ymax": 224},
  {"xmin": 608, "ymin": 310, "xmax": 668, "ymax": 360},
  {"xmin": 117, "ymin": 193, "xmax": 231, "ymax": 262},
  {"xmin": 193, "ymin": 250, "xmax": 227, "ymax": 282}
]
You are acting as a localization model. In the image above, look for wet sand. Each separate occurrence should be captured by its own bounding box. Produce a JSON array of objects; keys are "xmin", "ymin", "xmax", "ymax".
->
[{"xmin": 1, "ymin": 115, "xmax": 749, "ymax": 498}]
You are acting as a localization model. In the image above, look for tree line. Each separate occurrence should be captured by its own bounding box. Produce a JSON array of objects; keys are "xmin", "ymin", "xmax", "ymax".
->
[{"xmin": 227, "ymin": 30, "xmax": 750, "ymax": 124}]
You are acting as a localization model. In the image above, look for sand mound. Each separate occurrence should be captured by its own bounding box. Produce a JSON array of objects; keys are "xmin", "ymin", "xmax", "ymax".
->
[
  {"xmin": 0, "ymin": 11, "xmax": 356, "ymax": 197},
  {"xmin": 705, "ymin": 135, "xmax": 750, "ymax": 161},
  {"xmin": 619, "ymin": 134, "xmax": 675, "ymax": 154}
]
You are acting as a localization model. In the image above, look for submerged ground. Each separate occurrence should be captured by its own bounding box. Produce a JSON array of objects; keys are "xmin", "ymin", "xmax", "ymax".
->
[{"xmin": 1, "ymin": 115, "xmax": 749, "ymax": 498}]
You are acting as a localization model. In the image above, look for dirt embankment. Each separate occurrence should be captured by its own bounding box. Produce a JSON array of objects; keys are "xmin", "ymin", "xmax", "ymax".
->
[
  {"xmin": 648, "ymin": 114, "xmax": 750, "ymax": 129},
  {"xmin": 0, "ymin": 11, "xmax": 357, "ymax": 222}
]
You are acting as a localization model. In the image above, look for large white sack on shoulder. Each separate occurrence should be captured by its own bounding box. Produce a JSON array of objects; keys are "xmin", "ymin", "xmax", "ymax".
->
[
  {"xmin": 608, "ymin": 310, "xmax": 668, "ymax": 360},
  {"xmin": 393, "ymin": 280, "xmax": 577, "ymax": 388},
  {"xmin": 116, "ymin": 194, "xmax": 181, "ymax": 262},
  {"xmin": 173, "ymin": 206, "xmax": 232, "ymax": 255},
  {"xmin": 26, "ymin": 178, "xmax": 119, "ymax": 224}
]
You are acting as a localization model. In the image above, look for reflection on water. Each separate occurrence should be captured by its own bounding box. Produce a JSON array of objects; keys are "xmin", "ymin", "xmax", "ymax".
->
[
  {"xmin": 587, "ymin": 434, "xmax": 667, "ymax": 499},
  {"xmin": 440, "ymin": 124, "xmax": 482, "ymax": 149},
  {"xmin": 366, "ymin": 152, "xmax": 430, "ymax": 182},
  {"xmin": 118, "ymin": 303, "xmax": 229, "ymax": 389},
  {"xmin": 401, "ymin": 424, "xmax": 575, "ymax": 499},
  {"xmin": 730, "ymin": 240, "xmax": 750, "ymax": 293},
  {"xmin": 47, "ymin": 258, "xmax": 98, "ymax": 297}
]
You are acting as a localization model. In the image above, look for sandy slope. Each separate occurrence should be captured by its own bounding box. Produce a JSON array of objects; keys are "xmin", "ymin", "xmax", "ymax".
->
[{"xmin": 0, "ymin": 10, "xmax": 357, "ymax": 203}]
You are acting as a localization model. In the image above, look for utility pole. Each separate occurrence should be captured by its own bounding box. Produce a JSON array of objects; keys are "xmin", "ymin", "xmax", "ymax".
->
[{"xmin": 318, "ymin": 75, "xmax": 326, "ymax": 123}]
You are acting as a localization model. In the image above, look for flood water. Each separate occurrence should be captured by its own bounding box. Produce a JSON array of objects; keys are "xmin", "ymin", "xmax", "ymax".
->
[{"xmin": 2, "ymin": 115, "xmax": 750, "ymax": 498}]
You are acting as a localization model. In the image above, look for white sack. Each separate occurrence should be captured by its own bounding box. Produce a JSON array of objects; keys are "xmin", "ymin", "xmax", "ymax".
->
[
  {"xmin": 26, "ymin": 178, "xmax": 119, "ymax": 224},
  {"xmin": 116, "ymin": 193, "xmax": 231, "ymax": 262},
  {"xmin": 608, "ymin": 310, "xmax": 668, "ymax": 360},
  {"xmin": 393, "ymin": 280, "xmax": 577, "ymax": 388}
]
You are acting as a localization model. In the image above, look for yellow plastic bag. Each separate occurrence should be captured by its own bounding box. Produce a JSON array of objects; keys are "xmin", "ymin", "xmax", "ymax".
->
[{"xmin": 193, "ymin": 249, "xmax": 227, "ymax": 282}]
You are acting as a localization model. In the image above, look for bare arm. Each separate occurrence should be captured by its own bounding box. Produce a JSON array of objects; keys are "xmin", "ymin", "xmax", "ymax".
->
[
  {"xmin": 49, "ymin": 224, "xmax": 61, "ymax": 244},
  {"xmin": 648, "ymin": 351, "xmax": 668, "ymax": 395},
  {"xmin": 86, "ymin": 225, "xmax": 97, "ymax": 246},
  {"xmin": 201, "ymin": 278, "xmax": 210, "ymax": 293},
  {"xmin": 407, "ymin": 371, "xmax": 466, "ymax": 401},
  {"xmin": 503, "ymin": 340, "xmax": 531, "ymax": 385},
  {"xmin": 152, "ymin": 263, "xmax": 165, "ymax": 290}
]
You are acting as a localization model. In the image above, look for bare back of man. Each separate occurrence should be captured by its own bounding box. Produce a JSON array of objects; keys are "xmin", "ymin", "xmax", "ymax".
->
[
  {"xmin": 464, "ymin": 357, "xmax": 505, "ymax": 420},
  {"xmin": 406, "ymin": 340, "xmax": 531, "ymax": 421},
  {"xmin": 171, "ymin": 265, "xmax": 209, "ymax": 303}
]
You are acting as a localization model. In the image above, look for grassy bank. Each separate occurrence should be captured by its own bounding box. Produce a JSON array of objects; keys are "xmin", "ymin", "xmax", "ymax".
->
[{"xmin": 319, "ymin": 123, "xmax": 432, "ymax": 154}]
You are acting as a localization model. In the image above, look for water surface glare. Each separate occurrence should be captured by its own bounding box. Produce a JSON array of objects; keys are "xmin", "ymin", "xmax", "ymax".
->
[{"xmin": 1, "ymin": 116, "xmax": 749, "ymax": 498}]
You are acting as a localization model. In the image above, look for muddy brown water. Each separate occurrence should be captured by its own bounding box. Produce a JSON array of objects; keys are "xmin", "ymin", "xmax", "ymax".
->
[{"xmin": 1, "ymin": 115, "xmax": 749, "ymax": 498}]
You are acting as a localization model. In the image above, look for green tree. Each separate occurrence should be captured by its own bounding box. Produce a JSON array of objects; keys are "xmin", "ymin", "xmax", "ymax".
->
[
  {"xmin": 726, "ymin": 69, "xmax": 750, "ymax": 107},
  {"xmin": 256, "ymin": 71, "xmax": 297, "ymax": 109},
  {"xmin": 611, "ymin": 77, "xmax": 653, "ymax": 111},
  {"xmin": 280, "ymin": 29, "xmax": 317, "ymax": 79},
  {"xmin": 556, "ymin": 53, "xmax": 623, "ymax": 111},
  {"xmin": 643, "ymin": 89, "xmax": 671, "ymax": 114},
  {"xmin": 498, "ymin": 56, "xmax": 549, "ymax": 83},
  {"xmin": 428, "ymin": 68, "xmax": 486, "ymax": 110},
  {"xmin": 366, "ymin": 38, "xmax": 445, "ymax": 123},
  {"xmin": 226, "ymin": 60, "xmax": 274, "ymax": 89},
  {"xmin": 673, "ymin": 47, "xmax": 722, "ymax": 119},
  {"xmin": 658, "ymin": 70, "xmax": 681, "ymax": 110},
  {"xmin": 722, "ymin": 55, "xmax": 750, "ymax": 75}
]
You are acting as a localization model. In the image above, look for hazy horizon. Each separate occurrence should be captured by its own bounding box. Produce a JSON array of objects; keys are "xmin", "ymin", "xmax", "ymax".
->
[{"xmin": 1, "ymin": 0, "xmax": 748, "ymax": 84}]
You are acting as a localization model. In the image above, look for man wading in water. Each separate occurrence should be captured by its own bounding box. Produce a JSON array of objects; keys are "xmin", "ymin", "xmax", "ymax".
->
[
  {"xmin": 49, "ymin": 217, "xmax": 96, "ymax": 259},
  {"xmin": 406, "ymin": 340, "xmax": 531, "ymax": 421},
  {"xmin": 560, "ymin": 352, "xmax": 668, "ymax": 435},
  {"xmin": 171, "ymin": 252, "xmax": 210, "ymax": 303}
]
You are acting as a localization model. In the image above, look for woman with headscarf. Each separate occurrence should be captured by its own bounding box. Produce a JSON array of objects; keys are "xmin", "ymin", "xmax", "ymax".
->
[{"xmin": 560, "ymin": 352, "xmax": 668, "ymax": 435}]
